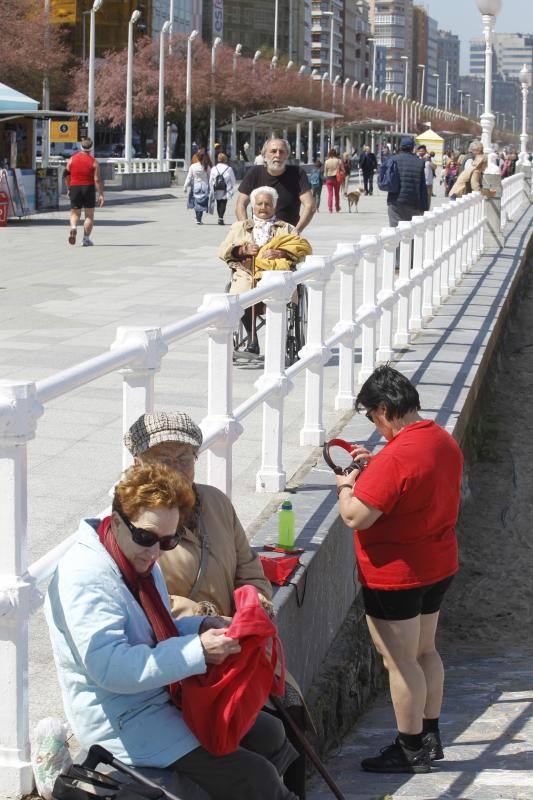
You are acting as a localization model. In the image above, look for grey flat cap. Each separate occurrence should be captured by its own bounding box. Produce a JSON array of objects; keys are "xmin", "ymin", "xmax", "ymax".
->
[{"xmin": 124, "ymin": 411, "xmax": 203, "ymax": 456}]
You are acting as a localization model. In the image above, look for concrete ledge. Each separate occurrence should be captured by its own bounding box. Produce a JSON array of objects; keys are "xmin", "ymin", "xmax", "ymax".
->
[
  {"xmin": 111, "ymin": 172, "xmax": 172, "ymax": 190},
  {"xmin": 251, "ymin": 202, "xmax": 533, "ymax": 751}
]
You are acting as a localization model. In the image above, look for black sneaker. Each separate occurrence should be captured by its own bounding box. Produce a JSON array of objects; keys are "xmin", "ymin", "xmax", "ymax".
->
[
  {"xmin": 361, "ymin": 738, "xmax": 431, "ymax": 774},
  {"xmin": 422, "ymin": 730, "xmax": 444, "ymax": 760},
  {"xmin": 245, "ymin": 340, "xmax": 260, "ymax": 355}
]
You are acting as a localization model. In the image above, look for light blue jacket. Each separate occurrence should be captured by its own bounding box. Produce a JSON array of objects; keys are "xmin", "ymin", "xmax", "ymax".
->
[{"xmin": 44, "ymin": 519, "xmax": 207, "ymax": 767}]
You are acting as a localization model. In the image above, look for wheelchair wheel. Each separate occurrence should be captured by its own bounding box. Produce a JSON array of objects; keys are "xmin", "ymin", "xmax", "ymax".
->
[{"xmin": 285, "ymin": 284, "xmax": 308, "ymax": 367}]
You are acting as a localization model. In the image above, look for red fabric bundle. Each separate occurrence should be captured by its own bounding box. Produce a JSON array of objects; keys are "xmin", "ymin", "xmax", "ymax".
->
[
  {"xmin": 260, "ymin": 554, "xmax": 301, "ymax": 586},
  {"xmin": 181, "ymin": 585, "xmax": 285, "ymax": 756}
]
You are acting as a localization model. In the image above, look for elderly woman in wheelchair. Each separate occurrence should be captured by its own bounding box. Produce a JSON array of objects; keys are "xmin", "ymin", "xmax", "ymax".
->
[{"xmin": 218, "ymin": 186, "xmax": 312, "ymax": 356}]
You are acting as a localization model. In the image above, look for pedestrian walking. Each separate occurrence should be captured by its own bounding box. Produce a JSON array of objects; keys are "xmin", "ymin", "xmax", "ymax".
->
[
  {"xmin": 358, "ymin": 145, "xmax": 378, "ymax": 195},
  {"xmin": 65, "ymin": 137, "xmax": 104, "ymax": 247},
  {"xmin": 236, "ymin": 138, "xmax": 315, "ymax": 232},
  {"xmin": 209, "ymin": 152, "xmax": 236, "ymax": 226},
  {"xmin": 423, "ymin": 155, "xmax": 435, "ymax": 210},
  {"xmin": 443, "ymin": 155, "xmax": 459, "ymax": 197},
  {"xmin": 309, "ymin": 159, "xmax": 324, "ymax": 211},
  {"xmin": 334, "ymin": 365, "xmax": 463, "ymax": 774},
  {"xmin": 385, "ymin": 136, "xmax": 428, "ymax": 228},
  {"xmin": 184, "ymin": 152, "xmax": 211, "ymax": 225},
  {"xmin": 324, "ymin": 148, "xmax": 343, "ymax": 213}
]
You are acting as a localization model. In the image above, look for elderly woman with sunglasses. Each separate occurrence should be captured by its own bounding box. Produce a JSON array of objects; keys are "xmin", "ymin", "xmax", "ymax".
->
[
  {"xmin": 124, "ymin": 411, "xmax": 273, "ymax": 620},
  {"xmin": 334, "ymin": 366, "xmax": 463, "ymax": 775},
  {"xmin": 45, "ymin": 462, "xmax": 298, "ymax": 800}
]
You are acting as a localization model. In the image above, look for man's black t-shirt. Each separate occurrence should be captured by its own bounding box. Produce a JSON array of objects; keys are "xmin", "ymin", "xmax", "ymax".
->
[{"xmin": 238, "ymin": 165, "xmax": 311, "ymax": 226}]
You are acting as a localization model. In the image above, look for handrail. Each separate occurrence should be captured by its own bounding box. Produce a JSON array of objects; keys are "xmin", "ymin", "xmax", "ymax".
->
[{"xmin": 2, "ymin": 187, "xmax": 526, "ymax": 799}]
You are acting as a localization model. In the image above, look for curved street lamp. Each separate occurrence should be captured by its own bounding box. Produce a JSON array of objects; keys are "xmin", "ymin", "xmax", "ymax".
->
[
  {"xmin": 208, "ymin": 36, "xmax": 222, "ymax": 163},
  {"xmin": 230, "ymin": 43, "xmax": 243, "ymax": 159},
  {"xmin": 185, "ymin": 29, "xmax": 199, "ymax": 169},
  {"xmin": 157, "ymin": 20, "xmax": 172, "ymax": 170},
  {"xmin": 125, "ymin": 9, "xmax": 141, "ymax": 170}
]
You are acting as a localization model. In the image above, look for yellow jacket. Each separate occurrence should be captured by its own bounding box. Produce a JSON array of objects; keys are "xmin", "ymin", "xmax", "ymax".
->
[{"xmin": 255, "ymin": 233, "xmax": 312, "ymax": 279}]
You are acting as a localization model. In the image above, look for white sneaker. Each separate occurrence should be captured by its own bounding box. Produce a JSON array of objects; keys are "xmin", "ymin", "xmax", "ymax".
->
[{"xmin": 82, "ymin": 237, "xmax": 93, "ymax": 247}]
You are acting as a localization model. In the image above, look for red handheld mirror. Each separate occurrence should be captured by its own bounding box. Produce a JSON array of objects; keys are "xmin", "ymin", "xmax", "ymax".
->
[{"xmin": 322, "ymin": 438, "xmax": 365, "ymax": 476}]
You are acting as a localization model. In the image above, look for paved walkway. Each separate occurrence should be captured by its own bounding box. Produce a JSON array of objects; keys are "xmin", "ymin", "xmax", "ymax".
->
[{"xmin": 307, "ymin": 647, "xmax": 533, "ymax": 800}]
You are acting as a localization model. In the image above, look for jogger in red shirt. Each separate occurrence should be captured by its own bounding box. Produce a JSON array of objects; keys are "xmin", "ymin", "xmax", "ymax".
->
[
  {"xmin": 335, "ymin": 366, "xmax": 463, "ymax": 774},
  {"xmin": 65, "ymin": 137, "xmax": 104, "ymax": 247}
]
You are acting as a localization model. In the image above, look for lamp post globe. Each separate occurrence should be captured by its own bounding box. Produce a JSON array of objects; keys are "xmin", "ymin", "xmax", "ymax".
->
[{"xmin": 475, "ymin": 0, "xmax": 502, "ymax": 15}]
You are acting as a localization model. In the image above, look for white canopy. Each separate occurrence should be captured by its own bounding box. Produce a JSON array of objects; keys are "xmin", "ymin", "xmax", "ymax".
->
[{"xmin": 0, "ymin": 83, "xmax": 39, "ymax": 113}]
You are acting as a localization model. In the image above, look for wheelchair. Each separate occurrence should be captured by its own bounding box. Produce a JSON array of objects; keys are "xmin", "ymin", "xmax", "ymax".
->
[{"xmin": 227, "ymin": 278, "xmax": 308, "ymax": 368}]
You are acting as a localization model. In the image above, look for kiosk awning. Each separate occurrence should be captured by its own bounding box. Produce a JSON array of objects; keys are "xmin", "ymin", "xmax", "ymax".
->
[
  {"xmin": 219, "ymin": 106, "xmax": 342, "ymax": 132},
  {"xmin": 0, "ymin": 83, "xmax": 38, "ymax": 113}
]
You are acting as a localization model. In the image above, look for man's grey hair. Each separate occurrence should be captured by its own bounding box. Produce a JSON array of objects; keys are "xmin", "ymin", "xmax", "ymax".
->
[
  {"xmin": 469, "ymin": 139, "xmax": 483, "ymax": 153},
  {"xmin": 250, "ymin": 186, "xmax": 279, "ymax": 207},
  {"xmin": 261, "ymin": 137, "xmax": 291, "ymax": 158}
]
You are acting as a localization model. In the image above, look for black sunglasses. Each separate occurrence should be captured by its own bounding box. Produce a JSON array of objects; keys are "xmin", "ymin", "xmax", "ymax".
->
[
  {"xmin": 365, "ymin": 408, "xmax": 375, "ymax": 422},
  {"xmin": 118, "ymin": 511, "xmax": 184, "ymax": 551}
]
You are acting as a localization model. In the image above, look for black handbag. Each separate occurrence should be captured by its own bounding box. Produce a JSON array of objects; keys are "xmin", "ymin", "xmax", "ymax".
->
[{"xmin": 52, "ymin": 745, "xmax": 178, "ymax": 800}]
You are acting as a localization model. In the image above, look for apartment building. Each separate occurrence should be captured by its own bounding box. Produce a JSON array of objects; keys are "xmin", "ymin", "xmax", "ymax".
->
[
  {"xmin": 436, "ymin": 29, "xmax": 460, "ymax": 110},
  {"xmin": 412, "ymin": 5, "xmax": 438, "ymax": 105},
  {"xmin": 342, "ymin": 0, "xmax": 372, "ymax": 83},
  {"xmin": 470, "ymin": 33, "xmax": 533, "ymax": 81},
  {"xmin": 369, "ymin": 0, "xmax": 414, "ymax": 97}
]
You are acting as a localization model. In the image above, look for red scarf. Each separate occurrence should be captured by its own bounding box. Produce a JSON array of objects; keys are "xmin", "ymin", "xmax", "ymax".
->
[{"xmin": 97, "ymin": 516, "xmax": 182, "ymax": 707}]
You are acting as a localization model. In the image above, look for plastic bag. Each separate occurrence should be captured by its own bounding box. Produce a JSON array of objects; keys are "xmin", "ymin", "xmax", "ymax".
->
[{"xmin": 32, "ymin": 717, "xmax": 72, "ymax": 800}]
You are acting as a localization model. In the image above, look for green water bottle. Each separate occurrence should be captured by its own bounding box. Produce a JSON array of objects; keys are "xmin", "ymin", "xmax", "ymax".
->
[{"xmin": 277, "ymin": 500, "xmax": 295, "ymax": 550}]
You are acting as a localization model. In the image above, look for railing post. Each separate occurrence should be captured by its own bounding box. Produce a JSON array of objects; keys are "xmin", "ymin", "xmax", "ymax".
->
[
  {"xmin": 299, "ymin": 257, "xmax": 334, "ymax": 445},
  {"xmin": 357, "ymin": 236, "xmax": 380, "ymax": 383},
  {"xmin": 112, "ymin": 327, "xmax": 168, "ymax": 471},
  {"xmin": 455, "ymin": 198, "xmax": 467, "ymax": 282},
  {"xmin": 448, "ymin": 204, "xmax": 459, "ymax": 290},
  {"xmin": 432, "ymin": 207, "xmax": 444, "ymax": 308},
  {"xmin": 198, "ymin": 294, "xmax": 243, "ymax": 498},
  {"xmin": 439, "ymin": 205, "xmax": 452, "ymax": 300},
  {"xmin": 256, "ymin": 272, "xmax": 296, "ymax": 491},
  {"xmin": 471, "ymin": 194, "xmax": 481, "ymax": 263},
  {"xmin": 0, "ymin": 382, "xmax": 44, "ymax": 798},
  {"xmin": 333, "ymin": 244, "xmax": 361, "ymax": 409},
  {"xmin": 394, "ymin": 221, "xmax": 413, "ymax": 347},
  {"xmin": 421, "ymin": 211, "xmax": 436, "ymax": 320},
  {"xmin": 409, "ymin": 217, "xmax": 426, "ymax": 331},
  {"xmin": 377, "ymin": 228, "xmax": 399, "ymax": 362},
  {"xmin": 464, "ymin": 197, "xmax": 474, "ymax": 270}
]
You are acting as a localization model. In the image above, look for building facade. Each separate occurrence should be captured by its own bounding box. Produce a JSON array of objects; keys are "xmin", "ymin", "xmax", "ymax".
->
[
  {"xmin": 342, "ymin": 0, "xmax": 372, "ymax": 83},
  {"xmin": 369, "ymin": 0, "xmax": 414, "ymax": 98},
  {"xmin": 202, "ymin": 0, "xmax": 311, "ymax": 65},
  {"xmin": 470, "ymin": 33, "xmax": 533, "ymax": 81},
  {"xmin": 411, "ymin": 5, "xmax": 438, "ymax": 105},
  {"xmin": 436, "ymin": 29, "xmax": 460, "ymax": 111},
  {"xmin": 311, "ymin": 0, "xmax": 344, "ymax": 79},
  {"xmin": 152, "ymin": 0, "xmax": 202, "ymax": 37}
]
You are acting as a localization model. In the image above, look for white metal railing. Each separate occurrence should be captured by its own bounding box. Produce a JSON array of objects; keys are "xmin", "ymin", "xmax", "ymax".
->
[
  {"xmin": 0, "ymin": 192, "xmax": 487, "ymax": 798},
  {"xmin": 111, "ymin": 157, "xmax": 169, "ymax": 174},
  {"xmin": 501, "ymin": 171, "xmax": 528, "ymax": 227}
]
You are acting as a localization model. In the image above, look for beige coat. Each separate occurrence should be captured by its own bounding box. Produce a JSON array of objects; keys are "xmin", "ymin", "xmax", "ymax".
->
[
  {"xmin": 158, "ymin": 483, "xmax": 272, "ymax": 618},
  {"xmin": 218, "ymin": 219, "xmax": 295, "ymax": 272},
  {"xmin": 449, "ymin": 158, "xmax": 484, "ymax": 198}
]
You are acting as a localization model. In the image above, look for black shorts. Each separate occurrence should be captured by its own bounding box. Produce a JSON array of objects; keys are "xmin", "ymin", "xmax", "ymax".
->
[
  {"xmin": 70, "ymin": 185, "xmax": 96, "ymax": 210},
  {"xmin": 361, "ymin": 575, "xmax": 454, "ymax": 621}
]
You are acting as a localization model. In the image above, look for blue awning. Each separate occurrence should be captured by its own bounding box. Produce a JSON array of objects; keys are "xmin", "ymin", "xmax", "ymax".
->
[{"xmin": 0, "ymin": 82, "xmax": 39, "ymax": 113}]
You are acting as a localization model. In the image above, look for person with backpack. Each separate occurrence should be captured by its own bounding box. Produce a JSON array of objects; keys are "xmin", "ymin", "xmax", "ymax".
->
[
  {"xmin": 308, "ymin": 159, "xmax": 324, "ymax": 211},
  {"xmin": 379, "ymin": 136, "xmax": 428, "ymax": 228},
  {"xmin": 209, "ymin": 152, "xmax": 236, "ymax": 225},
  {"xmin": 184, "ymin": 151, "xmax": 211, "ymax": 225}
]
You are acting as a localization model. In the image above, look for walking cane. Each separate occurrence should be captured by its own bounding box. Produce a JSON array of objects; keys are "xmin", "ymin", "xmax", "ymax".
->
[
  {"xmin": 270, "ymin": 696, "xmax": 347, "ymax": 800},
  {"xmin": 82, "ymin": 745, "xmax": 180, "ymax": 800}
]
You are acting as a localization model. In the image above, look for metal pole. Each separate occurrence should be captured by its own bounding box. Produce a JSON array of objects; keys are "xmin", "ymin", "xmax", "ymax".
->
[
  {"xmin": 88, "ymin": 8, "xmax": 96, "ymax": 143},
  {"xmin": 434, "ymin": 73, "xmax": 439, "ymax": 110},
  {"xmin": 157, "ymin": 20, "xmax": 171, "ymax": 170},
  {"xmin": 185, "ymin": 30, "xmax": 199, "ymax": 169},
  {"xmin": 209, "ymin": 37, "xmax": 221, "ymax": 163},
  {"xmin": 168, "ymin": 0, "xmax": 174, "ymax": 54},
  {"xmin": 372, "ymin": 42, "xmax": 377, "ymax": 98},
  {"xmin": 274, "ymin": 0, "xmax": 279, "ymax": 57},
  {"xmin": 125, "ymin": 10, "xmax": 140, "ymax": 171},
  {"xmin": 480, "ymin": 13, "xmax": 496, "ymax": 150},
  {"xmin": 444, "ymin": 60, "xmax": 449, "ymax": 111},
  {"xmin": 288, "ymin": 0, "xmax": 293, "ymax": 60},
  {"xmin": 231, "ymin": 44, "xmax": 242, "ymax": 160},
  {"xmin": 308, "ymin": 118, "xmax": 313, "ymax": 164},
  {"xmin": 296, "ymin": 123, "xmax": 301, "ymax": 162},
  {"xmin": 329, "ymin": 13, "xmax": 334, "ymax": 83},
  {"xmin": 419, "ymin": 65, "xmax": 425, "ymax": 104}
]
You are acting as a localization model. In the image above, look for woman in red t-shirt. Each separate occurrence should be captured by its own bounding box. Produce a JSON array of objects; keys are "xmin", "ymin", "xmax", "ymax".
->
[{"xmin": 335, "ymin": 366, "xmax": 463, "ymax": 775}]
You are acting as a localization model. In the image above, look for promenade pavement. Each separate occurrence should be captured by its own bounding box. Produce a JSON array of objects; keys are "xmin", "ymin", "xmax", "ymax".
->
[{"xmin": 2, "ymin": 175, "xmax": 410, "ymax": 731}]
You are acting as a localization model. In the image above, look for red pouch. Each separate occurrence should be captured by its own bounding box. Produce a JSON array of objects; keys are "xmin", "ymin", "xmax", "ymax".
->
[
  {"xmin": 260, "ymin": 554, "xmax": 301, "ymax": 586},
  {"xmin": 181, "ymin": 585, "xmax": 285, "ymax": 756}
]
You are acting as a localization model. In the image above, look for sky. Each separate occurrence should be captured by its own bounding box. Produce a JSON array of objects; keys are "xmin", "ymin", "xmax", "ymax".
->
[{"xmin": 420, "ymin": 0, "xmax": 533, "ymax": 72}]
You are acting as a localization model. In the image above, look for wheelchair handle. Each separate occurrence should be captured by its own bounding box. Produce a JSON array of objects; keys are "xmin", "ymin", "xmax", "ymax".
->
[{"xmin": 323, "ymin": 438, "xmax": 364, "ymax": 476}]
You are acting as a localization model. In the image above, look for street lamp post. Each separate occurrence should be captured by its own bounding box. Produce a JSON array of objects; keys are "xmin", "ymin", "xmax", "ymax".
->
[
  {"xmin": 274, "ymin": 0, "xmax": 279, "ymax": 57},
  {"xmin": 157, "ymin": 20, "xmax": 172, "ymax": 170},
  {"xmin": 87, "ymin": 0, "xmax": 104, "ymax": 146},
  {"xmin": 125, "ymin": 9, "xmax": 141, "ymax": 172},
  {"xmin": 458, "ymin": 89, "xmax": 463, "ymax": 114},
  {"xmin": 433, "ymin": 72, "xmax": 440, "ymax": 109},
  {"xmin": 270, "ymin": 55, "xmax": 278, "ymax": 70},
  {"xmin": 342, "ymin": 77, "xmax": 350, "ymax": 108},
  {"xmin": 519, "ymin": 63, "xmax": 532, "ymax": 163},
  {"xmin": 209, "ymin": 36, "xmax": 222, "ymax": 164},
  {"xmin": 231, "ymin": 44, "xmax": 242, "ymax": 159},
  {"xmin": 367, "ymin": 37, "xmax": 376, "ymax": 98},
  {"xmin": 418, "ymin": 63, "xmax": 425, "ymax": 103},
  {"xmin": 466, "ymin": 93, "xmax": 471, "ymax": 117},
  {"xmin": 476, "ymin": 0, "xmax": 502, "ymax": 150},
  {"xmin": 400, "ymin": 55, "xmax": 408, "ymax": 131},
  {"xmin": 444, "ymin": 59, "xmax": 449, "ymax": 111},
  {"xmin": 185, "ymin": 29, "xmax": 199, "ymax": 169},
  {"xmin": 320, "ymin": 72, "xmax": 329, "ymax": 158},
  {"xmin": 331, "ymin": 74, "xmax": 340, "ymax": 150}
]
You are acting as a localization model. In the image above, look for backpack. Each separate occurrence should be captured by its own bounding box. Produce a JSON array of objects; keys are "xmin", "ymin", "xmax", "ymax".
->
[
  {"xmin": 378, "ymin": 156, "xmax": 400, "ymax": 193},
  {"xmin": 213, "ymin": 167, "xmax": 227, "ymax": 192},
  {"xmin": 309, "ymin": 169, "xmax": 321, "ymax": 188}
]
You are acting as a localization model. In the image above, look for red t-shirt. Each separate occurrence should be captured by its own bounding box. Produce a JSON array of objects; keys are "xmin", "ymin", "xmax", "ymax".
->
[
  {"xmin": 353, "ymin": 420, "xmax": 463, "ymax": 590},
  {"xmin": 69, "ymin": 151, "xmax": 95, "ymax": 186}
]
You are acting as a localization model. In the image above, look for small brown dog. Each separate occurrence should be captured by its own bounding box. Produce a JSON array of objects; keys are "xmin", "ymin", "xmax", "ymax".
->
[{"xmin": 346, "ymin": 188, "xmax": 363, "ymax": 213}]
